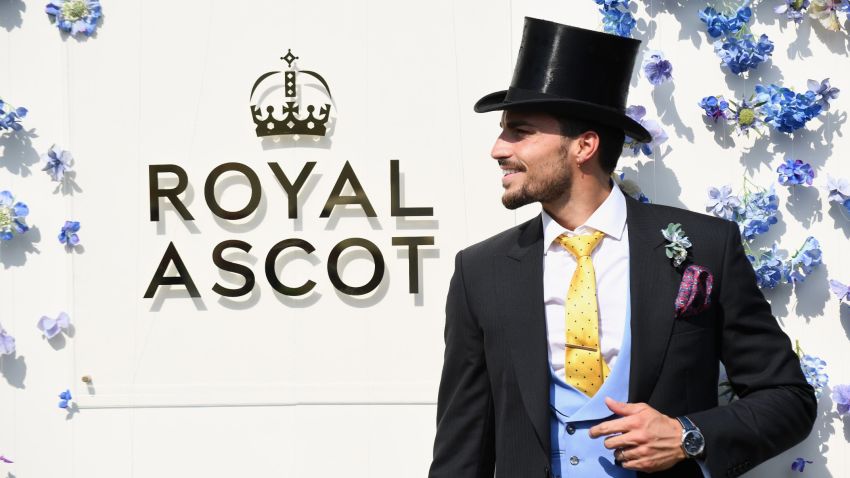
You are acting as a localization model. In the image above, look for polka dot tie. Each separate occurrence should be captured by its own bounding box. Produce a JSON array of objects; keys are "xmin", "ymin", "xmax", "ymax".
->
[{"xmin": 558, "ymin": 230, "xmax": 610, "ymax": 398}]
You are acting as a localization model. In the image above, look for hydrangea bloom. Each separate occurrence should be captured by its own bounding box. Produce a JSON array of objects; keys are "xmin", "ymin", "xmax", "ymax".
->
[
  {"xmin": 786, "ymin": 236, "xmax": 823, "ymax": 283},
  {"xmin": 775, "ymin": 0, "xmax": 811, "ymax": 22},
  {"xmin": 41, "ymin": 144, "xmax": 74, "ymax": 182},
  {"xmin": 596, "ymin": 0, "xmax": 636, "ymax": 37},
  {"xmin": 0, "ymin": 324, "xmax": 15, "ymax": 355},
  {"xmin": 740, "ymin": 186, "xmax": 779, "ymax": 241},
  {"xmin": 58, "ymin": 389, "xmax": 73, "ymax": 408},
  {"xmin": 777, "ymin": 158, "xmax": 815, "ymax": 186},
  {"xmin": 713, "ymin": 33, "xmax": 774, "ymax": 75},
  {"xmin": 699, "ymin": 6, "xmax": 752, "ymax": 37},
  {"xmin": 799, "ymin": 353, "xmax": 828, "ymax": 398},
  {"xmin": 806, "ymin": 78, "xmax": 840, "ymax": 110},
  {"xmin": 642, "ymin": 51, "xmax": 673, "ymax": 86},
  {"xmin": 706, "ymin": 185, "xmax": 743, "ymax": 220},
  {"xmin": 0, "ymin": 191, "xmax": 29, "ymax": 241},
  {"xmin": 699, "ymin": 96, "xmax": 733, "ymax": 122},
  {"xmin": 623, "ymin": 105, "xmax": 668, "ymax": 156},
  {"xmin": 0, "ymin": 98, "xmax": 27, "ymax": 132},
  {"xmin": 756, "ymin": 83, "xmax": 823, "ymax": 133},
  {"xmin": 829, "ymin": 279, "xmax": 850, "ymax": 301},
  {"xmin": 832, "ymin": 384, "xmax": 850, "ymax": 414},
  {"xmin": 45, "ymin": 0, "xmax": 102, "ymax": 36},
  {"xmin": 747, "ymin": 244, "xmax": 789, "ymax": 289}
]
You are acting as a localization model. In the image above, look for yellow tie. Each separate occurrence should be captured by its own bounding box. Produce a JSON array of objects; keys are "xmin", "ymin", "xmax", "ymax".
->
[{"xmin": 558, "ymin": 230, "xmax": 610, "ymax": 397}]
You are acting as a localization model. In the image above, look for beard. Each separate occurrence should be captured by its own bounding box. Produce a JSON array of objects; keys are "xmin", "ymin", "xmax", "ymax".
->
[{"xmin": 501, "ymin": 142, "xmax": 572, "ymax": 210}]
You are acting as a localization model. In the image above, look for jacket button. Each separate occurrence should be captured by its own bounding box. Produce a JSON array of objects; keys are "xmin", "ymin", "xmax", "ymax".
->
[
  {"xmin": 566, "ymin": 424, "xmax": 576, "ymax": 435},
  {"xmin": 570, "ymin": 456, "xmax": 580, "ymax": 465}
]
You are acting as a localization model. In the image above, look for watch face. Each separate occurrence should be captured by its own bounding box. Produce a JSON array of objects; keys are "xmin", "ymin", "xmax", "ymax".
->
[{"xmin": 683, "ymin": 430, "xmax": 705, "ymax": 456}]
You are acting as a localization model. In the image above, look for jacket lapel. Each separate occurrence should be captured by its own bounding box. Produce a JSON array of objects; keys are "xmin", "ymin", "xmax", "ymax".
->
[
  {"xmin": 496, "ymin": 215, "xmax": 551, "ymax": 455},
  {"xmin": 624, "ymin": 194, "xmax": 682, "ymax": 403}
]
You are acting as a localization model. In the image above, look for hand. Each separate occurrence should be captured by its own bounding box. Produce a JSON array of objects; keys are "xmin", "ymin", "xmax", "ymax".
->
[{"xmin": 588, "ymin": 397, "xmax": 687, "ymax": 473}]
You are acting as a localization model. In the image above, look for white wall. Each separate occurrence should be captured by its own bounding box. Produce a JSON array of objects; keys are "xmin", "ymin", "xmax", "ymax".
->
[{"xmin": 1, "ymin": 0, "xmax": 848, "ymax": 477}]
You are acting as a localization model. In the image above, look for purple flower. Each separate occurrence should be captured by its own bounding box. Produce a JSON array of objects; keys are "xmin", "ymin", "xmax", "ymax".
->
[
  {"xmin": 0, "ymin": 98, "xmax": 28, "ymax": 132},
  {"xmin": 38, "ymin": 312, "xmax": 71, "ymax": 339},
  {"xmin": 45, "ymin": 0, "xmax": 102, "ymax": 36},
  {"xmin": 41, "ymin": 144, "xmax": 74, "ymax": 182},
  {"xmin": 832, "ymin": 384, "xmax": 850, "ymax": 414},
  {"xmin": 623, "ymin": 105, "xmax": 668, "ymax": 156},
  {"xmin": 829, "ymin": 279, "xmax": 850, "ymax": 301},
  {"xmin": 642, "ymin": 51, "xmax": 673, "ymax": 86},
  {"xmin": 791, "ymin": 458, "xmax": 813, "ymax": 472},
  {"xmin": 800, "ymin": 353, "xmax": 828, "ymax": 398},
  {"xmin": 806, "ymin": 78, "xmax": 840, "ymax": 111},
  {"xmin": 825, "ymin": 174, "xmax": 850, "ymax": 203},
  {"xmin": 0, "ymin": 324, "xmax": 15, "ymax": 355},
  {"xmin": 59, "ymin": 220, "xmax": 81, "ymax": 246},
  {"xmin": 706, "ymin": 185, "xmax": 742, "ymax": 221},
  {"xmin": 777, "ymin": 158, "xmax": 815, "ymax": 186},
  {"xmin": 0, "ymin": 455, "xmax": 12, "ymax": 464}
]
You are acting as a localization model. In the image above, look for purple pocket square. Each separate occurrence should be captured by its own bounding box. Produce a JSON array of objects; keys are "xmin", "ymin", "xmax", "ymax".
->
[{"xmin": 674, "ymin": 265, "xmax": 714, "ymax": 318}]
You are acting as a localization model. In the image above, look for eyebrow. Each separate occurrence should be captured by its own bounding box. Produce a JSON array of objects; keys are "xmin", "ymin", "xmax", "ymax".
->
[{"xmin": 499, "ymin": 119, "xmax": 535, "ymax": 129}]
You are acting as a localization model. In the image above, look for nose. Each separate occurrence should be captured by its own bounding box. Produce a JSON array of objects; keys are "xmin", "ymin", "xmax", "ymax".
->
[{"xmin": 490, "ymin": 131, "xmax": 512, "ymax": 162}]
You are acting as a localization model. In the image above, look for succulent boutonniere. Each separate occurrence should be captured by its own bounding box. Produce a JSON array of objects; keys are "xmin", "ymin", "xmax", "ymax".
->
[{"xmin": 662, "ymin": 223, "xmax": 692, "ymax": 268}]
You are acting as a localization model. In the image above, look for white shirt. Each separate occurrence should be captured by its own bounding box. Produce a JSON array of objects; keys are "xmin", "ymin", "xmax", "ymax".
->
[{"xmin": 542, "ymin": 182, "xmax": 629, "ymax": 382}]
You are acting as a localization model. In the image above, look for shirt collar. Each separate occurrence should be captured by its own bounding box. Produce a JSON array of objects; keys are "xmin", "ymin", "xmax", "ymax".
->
[{"xmin": 541, "ymin": 181, "xmax": 627, "ymax": 255}]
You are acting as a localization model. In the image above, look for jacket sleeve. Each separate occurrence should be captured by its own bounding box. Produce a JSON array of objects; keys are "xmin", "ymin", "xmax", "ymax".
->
[
  {"xmin": 688, "ymin": 220, "xmax": 817, "ymax": 477},
  {"xmin": 428, "ymin": 250, "xmax": 496, "ymax": 478}
]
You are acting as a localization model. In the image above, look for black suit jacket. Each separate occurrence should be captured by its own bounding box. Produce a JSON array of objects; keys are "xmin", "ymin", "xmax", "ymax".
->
[{"xmin": 429, "ymin": 194, "xmax": 816, "ymax": 478}]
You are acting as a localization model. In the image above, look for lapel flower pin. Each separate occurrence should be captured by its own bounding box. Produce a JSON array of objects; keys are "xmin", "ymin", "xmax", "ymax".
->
[{"xmin": 662, "ymin": 223, "xmax": 692, "ymax": 267}]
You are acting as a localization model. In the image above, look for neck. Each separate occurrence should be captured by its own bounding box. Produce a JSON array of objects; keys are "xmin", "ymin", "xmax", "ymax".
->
[{"xmin": 543, "ymin": 173, "xmax": 613, "ymax": 231}]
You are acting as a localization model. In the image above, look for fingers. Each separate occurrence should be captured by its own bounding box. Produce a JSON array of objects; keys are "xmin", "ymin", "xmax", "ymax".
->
[
  {"xmin": 589, "ymin": 416, "xmax": 634, "ymax": 438},
  {"xmin": 603, "ymin": 430, "xmax": 645, "ymax": 450},
  {"xmin": 605, "ymin": 397, "xmax": 647, "ymax": 416}
]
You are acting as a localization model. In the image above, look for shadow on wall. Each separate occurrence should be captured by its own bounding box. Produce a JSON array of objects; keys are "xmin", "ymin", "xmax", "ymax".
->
[
  {"xmin": 0, "ymin": 129, "xmax": 40, "ymax": 177},
  {"xmin": 0, "ymin": 0, "xmax": 25, "ymax": 31}
]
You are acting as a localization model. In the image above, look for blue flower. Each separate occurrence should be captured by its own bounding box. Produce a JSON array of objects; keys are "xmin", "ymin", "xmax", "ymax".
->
[
  {"xmin": 787, "ymin": 236, "xmax": 822, "ymax": 283},
  {"xmin": 58, "ymin": 220, "xmax": 81, "ymax": 246},
  {"xmin": 613, "ymin": 172, "xmax": 651, "ymax": 203},
  {"xmin": 0, "ymin": 191, "xmax": 29, "ymax": 241},
  {"xmin": 699, "ymin": 7, "xmax": 749, "ymax": 37},
  {"xmin": 806, "ymin": 78, "xmax": 840, "ymax": 111},
  {"xmin": 58, "ymin": 389, "xmax": 73, "ymax": 408},
  {"xmin": 832, "ymin": 384, "xmax": 850, "ymax": 414},
  {"xmin": 799, "ymin": 353, "xmax": 828, "ymax": 398},
  {"xmin": 623, "ymin": 105, "xmax": 668, "ymax": 156},
  {"xmin": 596, "ymin": 0, "xmax": 636, "ymax": 37},
  {"xmin": 825, "ymin": 174, "xmax": 850, "ymax": 203},
  {"xmin": 776, "ymin": 0, "xmax": 811, "ymax": 22},
  {"xmin": 642, "ymin": 51, "xmax": 673, "ymax": 86},
  {"xmin": 756, "ymin": 83, "xmax": 823, "ymax": 133},
  {"xmin": 706, "ymin": 185, "xmax": 743, "ymax": 221},
  {"xmin": 791, "ymin": 458, "xmax": 814, "ymax": 472},
  {"xmin": 41, "ymin": 144, "xmax": 74, "ymax": 182},
  {"xmin": 0, "ymin": 98, "xmax": 27, "ymax": 132},
  {"xmin": 739, "ymin": 186, "xmax": 779, "ymax": 241},
  {"xmin": 728, "ymin": 96, "xmax": 768, "ymax": 136},
  {"xmin": 699, "ymin": 96, "xmax": 732, "ymax": 122},
  {"xmin": 713, "ymin": 33, "xmax": 774, "ymax": 75},
  {"xmin": 45, "ymin": 0, "xmax": 102, "ymax": 37},
  {"xmin": 747, "ymin": 244, "xmax": 788, "ymax": 289},
  {"xmin": 777, "ymin": 158, "xmax": 815, "ymax": 186}
]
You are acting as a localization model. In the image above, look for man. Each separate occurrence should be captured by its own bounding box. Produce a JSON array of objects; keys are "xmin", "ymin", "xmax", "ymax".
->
[{"xmin": 428, "ymin": 17, "xmax": 816, "ymax": 478}]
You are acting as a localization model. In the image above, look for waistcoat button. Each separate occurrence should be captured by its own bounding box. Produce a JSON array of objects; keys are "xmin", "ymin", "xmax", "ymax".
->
[
  {"xmin": 570, "ymin": 456, "xmax": 580, "ymax": 466},
  {"xmin": 566, "ymin": 424, "xmax": 576, "ymax": 435}
]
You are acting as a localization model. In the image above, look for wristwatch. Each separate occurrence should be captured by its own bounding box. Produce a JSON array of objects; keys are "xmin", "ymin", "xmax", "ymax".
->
[{"xmin": 675, "ymin": 416, "xmax": 705, "ymax": 459}]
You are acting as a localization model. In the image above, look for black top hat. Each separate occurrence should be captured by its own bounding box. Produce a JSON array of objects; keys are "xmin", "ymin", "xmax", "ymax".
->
[{"xmin": 474, "ymin": 17, "xmax": 651, "ymax": 143}]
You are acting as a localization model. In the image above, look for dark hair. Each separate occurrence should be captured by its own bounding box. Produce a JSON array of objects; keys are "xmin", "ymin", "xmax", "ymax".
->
[{"xmin": 555, "ymin": 116, "xmax": 625, "ymax": 175}]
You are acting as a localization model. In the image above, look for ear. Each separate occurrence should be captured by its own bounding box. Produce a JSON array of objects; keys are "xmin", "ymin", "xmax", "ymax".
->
[{"xmin": 574, "ymin": 130, "xmax": 602, "ymax": 168}]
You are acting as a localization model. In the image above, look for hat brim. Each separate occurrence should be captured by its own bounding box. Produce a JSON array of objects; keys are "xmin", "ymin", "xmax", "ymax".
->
[{"xmin": 474, "ymin": 90, "xmax": 652, "ymax": 144}]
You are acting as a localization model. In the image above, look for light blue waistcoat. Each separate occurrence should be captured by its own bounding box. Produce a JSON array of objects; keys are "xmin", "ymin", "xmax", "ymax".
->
[{"xmin": 549, "ymin": 284, "xmax": 636, "ymax": 478}]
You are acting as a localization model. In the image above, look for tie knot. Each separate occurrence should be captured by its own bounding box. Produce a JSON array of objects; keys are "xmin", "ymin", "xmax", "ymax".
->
[{"xmin": 558, "ymin": 230, "xmax": 605, "ymax": 258}]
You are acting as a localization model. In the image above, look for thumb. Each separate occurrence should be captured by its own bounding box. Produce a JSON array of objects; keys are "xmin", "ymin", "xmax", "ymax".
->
[{"xmin": 605, "ymin": 397, "xmax": 642, "ymax": 415}]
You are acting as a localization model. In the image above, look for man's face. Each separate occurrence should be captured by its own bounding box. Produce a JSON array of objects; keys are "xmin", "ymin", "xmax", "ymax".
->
[{"xmin": 491, "ymin": 109, "xmax": 573, "ymax": 210}]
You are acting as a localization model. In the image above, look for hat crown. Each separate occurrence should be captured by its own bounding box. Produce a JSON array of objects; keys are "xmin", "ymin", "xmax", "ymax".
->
[{"xmin": 507, "ymin": 18, "xmax": 640, "ymax": 112}]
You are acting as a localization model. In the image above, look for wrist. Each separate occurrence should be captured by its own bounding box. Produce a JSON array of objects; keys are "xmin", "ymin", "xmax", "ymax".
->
[{"xmin": 676, "ymin": 415, "xmax": 706, "ymax": 460}]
